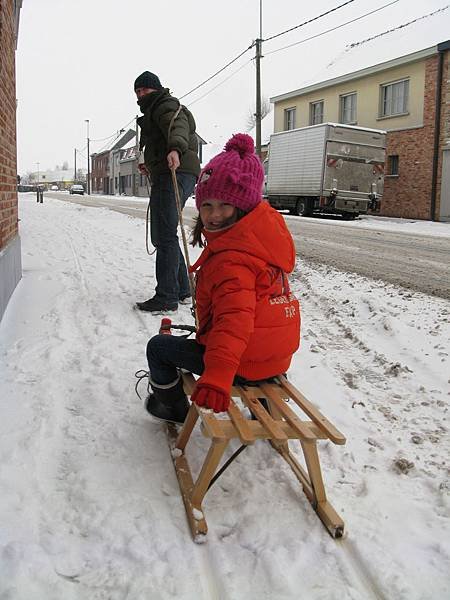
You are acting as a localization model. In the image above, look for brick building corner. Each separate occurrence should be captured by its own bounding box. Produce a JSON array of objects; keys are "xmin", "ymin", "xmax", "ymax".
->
[{"xmin": 0, "ymin": 0, "xmax": 22, "ymax": 322}]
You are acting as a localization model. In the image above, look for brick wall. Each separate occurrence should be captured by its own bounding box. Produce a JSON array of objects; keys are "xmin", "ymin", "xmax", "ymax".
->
[
  {"xmin": 0, "ymin": 0, "xmax": 19, "ymax": 250},
  {"xmin": 381, "ymin": 56, "xmax": 439, "ymax": 219}
]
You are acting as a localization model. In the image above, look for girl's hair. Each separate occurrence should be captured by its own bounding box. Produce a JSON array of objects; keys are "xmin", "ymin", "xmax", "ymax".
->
[{"xmin": 191, "ymin": 207, "xmax": 248, "ymax": 247}]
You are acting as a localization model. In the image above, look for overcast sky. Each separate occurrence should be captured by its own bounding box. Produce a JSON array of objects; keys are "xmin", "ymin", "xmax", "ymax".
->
[{"xmin": 15, "ymin": 0, "xmax": 449, "ymax": 174}]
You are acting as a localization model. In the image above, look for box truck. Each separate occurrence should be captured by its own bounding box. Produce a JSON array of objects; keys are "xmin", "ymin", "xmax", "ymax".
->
[{"xmin": 265, "ymin": 123, "xmax": 386, "ymax": 219}]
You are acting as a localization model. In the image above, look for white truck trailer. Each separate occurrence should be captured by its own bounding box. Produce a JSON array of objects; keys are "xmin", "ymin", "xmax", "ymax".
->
[{"xmin": 265, "ymin": 123, "xmax": 386, "ymax": 219}]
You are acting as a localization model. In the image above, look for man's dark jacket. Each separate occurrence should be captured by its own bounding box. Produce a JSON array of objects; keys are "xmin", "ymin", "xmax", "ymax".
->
[{"xmin": 137, "ymin": 88, "xmax": 200, "ymax": 179}]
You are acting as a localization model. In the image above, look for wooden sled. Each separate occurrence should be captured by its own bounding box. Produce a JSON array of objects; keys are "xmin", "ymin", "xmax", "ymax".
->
[{"xmin": 167, "ymin": 372, "xmax": 346, "ymax": 542}]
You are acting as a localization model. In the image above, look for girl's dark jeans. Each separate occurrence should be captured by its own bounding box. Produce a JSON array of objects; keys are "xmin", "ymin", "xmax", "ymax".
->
[{"xmin": 146, "ymin": 334, "xmax": 205, "ymax": 385}]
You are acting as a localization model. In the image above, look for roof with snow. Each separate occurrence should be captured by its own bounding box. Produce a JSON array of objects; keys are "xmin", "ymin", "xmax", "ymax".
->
[
  {"xmin": 271, "ymin": 5, "xmax": 450, "ymax": 102},
  {"xmin": 93, "ymin": 129, "xmax": 136, "ymax": 156}
]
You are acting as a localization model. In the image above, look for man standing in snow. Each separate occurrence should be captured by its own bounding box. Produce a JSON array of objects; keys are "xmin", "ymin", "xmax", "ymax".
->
[{"xmin": 134, "ymin": 71, "xmax": 200, "ymax": 312}]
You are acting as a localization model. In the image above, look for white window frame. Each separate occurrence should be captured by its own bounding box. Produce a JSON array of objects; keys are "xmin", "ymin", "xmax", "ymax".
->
[
  {"xmin": 284, "ymin": 107, "xmax": 296, "ymax": 130},
  {"xmin": 309, "ymin": 100, "xmax": 324, "ymax": 125},
  {"xmin": 380, "ymin": 79, "xmax": 409, "ymax": 117},
  {"xmin": 339, "ymin": 92, "xmax": 357, "ymax": 124}
]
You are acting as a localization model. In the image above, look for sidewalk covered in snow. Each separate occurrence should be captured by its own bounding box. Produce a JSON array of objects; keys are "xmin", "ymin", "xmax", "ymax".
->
[{"xmin": 0, "ymin": 194, "xmax": 448, "ymax": 599}]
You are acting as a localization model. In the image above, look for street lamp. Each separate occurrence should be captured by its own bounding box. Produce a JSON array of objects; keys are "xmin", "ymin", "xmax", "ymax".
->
[{"xmin": 85, "ymin": 119, "xmax": 90, "ymax": 194}]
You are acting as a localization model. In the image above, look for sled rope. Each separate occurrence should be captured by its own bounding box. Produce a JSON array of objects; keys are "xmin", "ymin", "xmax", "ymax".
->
[
  {"xmin": 145, "ymin": 175, "xmax": 156, "ymax": 256},
  {"xmin": 206, "ymin": 444, "xmax": 247, "ymax": 491},
  {"xmin": 170, "ymin": 166, "xmax": 199, "ymax": 328}
]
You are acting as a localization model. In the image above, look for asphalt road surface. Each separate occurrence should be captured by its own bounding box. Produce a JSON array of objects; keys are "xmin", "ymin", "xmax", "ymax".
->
[{"xmin": 47, "ymin": 192, "xmax": 450, "ymax": 300}]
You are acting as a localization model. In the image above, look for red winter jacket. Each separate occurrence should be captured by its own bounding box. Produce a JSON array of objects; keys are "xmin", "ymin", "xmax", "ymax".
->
[{"xmin": 190, "ymin": 201, "xmax": 300, "ymax": 393}]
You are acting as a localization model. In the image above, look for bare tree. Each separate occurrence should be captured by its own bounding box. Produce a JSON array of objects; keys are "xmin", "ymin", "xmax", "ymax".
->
[
  {"xmin": 76, "ymin": 169, "xmax": 86, "ymax": 182},
  {"xmin": 62, "ymin": 160, "xmax": 69, "ymax": 170},
  {"xmin": 246, "ymin": 96, "xmax": 271, "ymax": 131}
]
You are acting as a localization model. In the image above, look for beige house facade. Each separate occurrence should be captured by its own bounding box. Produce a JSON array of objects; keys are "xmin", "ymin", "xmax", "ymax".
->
[{"xmin": 271, "ymin": 42, "xmax": 450, "ymax": 221}]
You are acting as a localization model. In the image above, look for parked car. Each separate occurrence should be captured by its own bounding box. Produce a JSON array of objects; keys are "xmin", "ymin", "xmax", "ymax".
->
[
  {"xmin": 50, "ymin": 185, "xmax": 59, "ymax": 191},
  {"xmin": 69, "ymin": 184, "xmax": 85, "ymax": 195}
]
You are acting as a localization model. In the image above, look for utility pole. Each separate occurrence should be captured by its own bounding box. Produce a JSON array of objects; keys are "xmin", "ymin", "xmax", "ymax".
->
[
  {"xmin": 85, "ymin": 119, "xmax": 90, "ymax": 194},
  {"xmin": 74, "ymin": 148, "xmax": 77, "ymax": 183},
  {"xmin": 255, "ymin": 0, "xmax": 263, "ymax": 158}
]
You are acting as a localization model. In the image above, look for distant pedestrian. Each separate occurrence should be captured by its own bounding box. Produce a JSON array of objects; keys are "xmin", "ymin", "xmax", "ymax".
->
[{"xmin": 134, "ymin": 71, "xmax": 201, "ymax": 312}]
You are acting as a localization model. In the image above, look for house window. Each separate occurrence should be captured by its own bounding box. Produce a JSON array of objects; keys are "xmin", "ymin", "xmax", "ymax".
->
[
  {"xmin": 309, "ymin": 101, "xmax": 324, "ymax": 125},
  {"xmin": 284, "ymin": 107, "xmax": 296, "ymax": 130},
  {"xmin": 340, "ymin": 93, "xmax": 357, "ymax": 124},
  {"xmin": 388, "ymin": 155, "xmax": 399, "ymax": 176},
  {"xmin": 380, "ymin": 79, "xmax": 409, "ymax": 117}
]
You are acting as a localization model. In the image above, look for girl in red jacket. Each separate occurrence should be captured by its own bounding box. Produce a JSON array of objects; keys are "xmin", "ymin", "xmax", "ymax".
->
[{"xmin": 144, "ymin": 133, "xmax": 300, "ymax": 423}]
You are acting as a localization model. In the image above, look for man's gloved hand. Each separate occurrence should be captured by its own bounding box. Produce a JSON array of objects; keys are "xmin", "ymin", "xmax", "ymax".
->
[{"xmin": 191, "ymin": 384, "xmax": 230, "ymax": 413}]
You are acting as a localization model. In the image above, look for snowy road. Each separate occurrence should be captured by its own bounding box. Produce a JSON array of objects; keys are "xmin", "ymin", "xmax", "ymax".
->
[
  {"xmin": 48, "ymin": 191, "xmax": 450, "ymax": 300},
  {"xmin": 0, "ymin": 194, "xmax": 448, "ymax": 599}
]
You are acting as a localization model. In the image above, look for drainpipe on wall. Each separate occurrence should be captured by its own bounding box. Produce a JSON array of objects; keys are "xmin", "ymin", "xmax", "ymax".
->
[{"xmin": 430, "ymin": 40, "xmax": 450, "ymax": 221}]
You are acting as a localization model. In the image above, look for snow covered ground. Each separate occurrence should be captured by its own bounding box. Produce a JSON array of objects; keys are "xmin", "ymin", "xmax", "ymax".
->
[{"xmin": 0, "ymin": 194, "xmax": 449, "ymax": 599}]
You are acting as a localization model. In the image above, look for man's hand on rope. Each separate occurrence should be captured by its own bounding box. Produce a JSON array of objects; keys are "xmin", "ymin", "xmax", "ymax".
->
[
  {"xmin": 191, "ymin": 383, "xmax": 230, "ymax": 413},
  {"xmin": 138, "ymin": 163, "xmax": 150, "ymax": 176},
  {"xmin": 167, "ymin": 150, "xmax": 180, "ymax": 170}
]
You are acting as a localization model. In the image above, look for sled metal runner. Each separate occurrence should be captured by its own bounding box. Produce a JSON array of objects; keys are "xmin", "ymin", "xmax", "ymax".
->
[{"xmin": 167, "ymin": 372, "xmax": 346, "ymax": 542}]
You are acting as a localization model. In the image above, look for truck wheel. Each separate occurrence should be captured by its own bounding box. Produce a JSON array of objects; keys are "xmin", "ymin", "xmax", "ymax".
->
[{"xmin": 292, "ymin": 199, "xmax": 312, "ymax": 217}]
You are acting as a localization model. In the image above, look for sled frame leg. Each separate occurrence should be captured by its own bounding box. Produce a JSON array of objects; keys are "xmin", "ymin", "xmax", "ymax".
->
[
  {"xmin": 167, "ymin": 407, "xmax": 230, "ymax": 541},
  {"xmin": 274, "ymin": 439, "xmax": 344, "ymax": 538}
]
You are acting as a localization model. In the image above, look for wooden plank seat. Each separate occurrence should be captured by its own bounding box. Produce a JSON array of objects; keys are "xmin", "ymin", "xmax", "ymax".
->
[{"xmin": 167, "ymin": 372, "xmax": 346, "ymax": 542}]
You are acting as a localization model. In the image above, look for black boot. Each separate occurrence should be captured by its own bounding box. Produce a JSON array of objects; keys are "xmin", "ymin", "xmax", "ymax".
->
[
  {"xmin": 145, "ymin": 377, "xmax": 189, "ymax": 424},
  {"xmin": 136, "ymin": 296, "xmax": 178, "ymax": 312}
]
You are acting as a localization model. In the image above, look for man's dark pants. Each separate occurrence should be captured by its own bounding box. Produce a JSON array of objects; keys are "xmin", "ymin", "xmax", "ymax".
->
[{"xmin": 150, "ymin": 171, "xmax": 196, "ymax": 305}]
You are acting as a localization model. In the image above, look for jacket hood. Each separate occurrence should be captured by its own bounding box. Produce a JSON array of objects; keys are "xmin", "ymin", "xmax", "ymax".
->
[{"xmin": 193, "ymin": 201, "xmax": 296, "ymax": 273}]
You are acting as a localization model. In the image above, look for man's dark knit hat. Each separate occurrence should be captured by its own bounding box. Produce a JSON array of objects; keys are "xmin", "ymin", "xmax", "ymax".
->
[{"xmin": 134, "ymin": 71, "xmax": 163, "ymax": 91}]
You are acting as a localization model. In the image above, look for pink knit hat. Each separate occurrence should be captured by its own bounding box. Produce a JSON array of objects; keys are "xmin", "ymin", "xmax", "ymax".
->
[{"xmin": 195, "ymin": 133, "xmax": 264, "ymax": 212}]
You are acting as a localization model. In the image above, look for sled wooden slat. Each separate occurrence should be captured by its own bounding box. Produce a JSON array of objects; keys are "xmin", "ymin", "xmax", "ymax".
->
[
  {"xmin": 277, "ymin": 375, "xmax": 346, "ymax": 445},
  {"xmin": 227, "ymin": 399, "xmax": 256, "ymax": 445},
  {"xmin": 259, "ymin": 382, "xmax": 317, "ymax": 441},
  {"xmin": 208, "ymin": 420, "xmax": 328, "ymax": 441},
  {"xmin": 181, "ymin": 372, "xmax": 197, "ymax": 395},
  {"xmin": 239, "ymin": 388, "xmax": 288, "ymax": 442},
  {"xmin": 169, "ymin": 372, "xmax": 346, "ymax": 541}
]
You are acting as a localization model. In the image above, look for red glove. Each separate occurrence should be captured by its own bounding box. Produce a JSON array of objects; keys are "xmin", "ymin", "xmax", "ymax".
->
[{"xmin": 191, "ymin": 384, "xmax": 230, "ymax": 413}]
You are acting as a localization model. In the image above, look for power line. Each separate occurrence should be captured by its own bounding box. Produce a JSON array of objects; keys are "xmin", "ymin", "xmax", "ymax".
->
[
  {"xmin": 179, "ymin": 43, "xmax": 255, "ymax": 100},
  {"xmin": 265, "ymin": 0, "xmax": 399, "ymax": 56},
  {"xmin": 347, "ymin": 4, "xmax": 449, "ymax": 48},
  {"xmin": 90, "ymin": 132, "xmax": 120, "ymax": 143},
  {"xmin": 263, "ymin": 0, "xmax": 355, "ymax": 43},
  {"xmin": 186, "ymin": 59, "xmax": 253, "ymax": 108}
]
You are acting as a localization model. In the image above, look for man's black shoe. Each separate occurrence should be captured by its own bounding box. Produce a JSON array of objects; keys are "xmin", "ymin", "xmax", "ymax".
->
[{"xmin": 136, "ymin": 297, "xmax": 178, "ymax": 312}]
